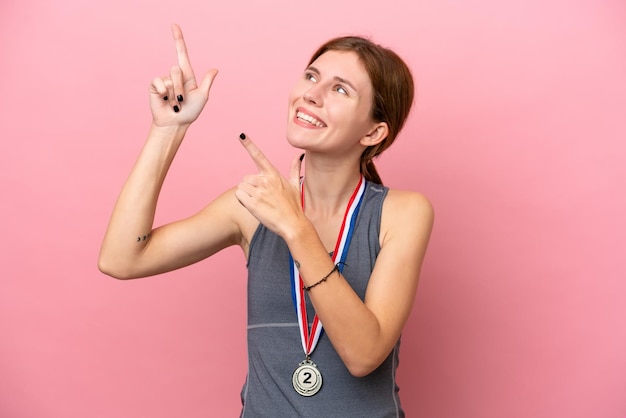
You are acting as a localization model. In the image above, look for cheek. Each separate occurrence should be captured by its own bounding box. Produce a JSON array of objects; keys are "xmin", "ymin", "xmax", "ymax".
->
[
  {"xmin": 335, "ymin": 105, "xmax": 375, "ymax": 138},
  {"xmin": 327, "ymin": 101, "xmax": 361, "ymax": 126},
  {"xmin": 286, "ymin": 89, "xmax": 300, "ymax": 119}
]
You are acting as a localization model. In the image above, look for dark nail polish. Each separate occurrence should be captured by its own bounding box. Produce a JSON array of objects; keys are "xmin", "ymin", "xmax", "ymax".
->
[
  {"xmin": 173, "ymin": 105, "xmax": 180, "ymax": 113},
  {"xmin": 177, "ymin": 95, "xmax": 183, "ymax": 102},
  {"xmin": 163, "ymin": 96, "xmax": 168, "ymax": 101},
  {"xmin": 239, "ymin": 133, "xmax": 246, "ymax": 140},
  {"xmin": 300, "ymin": 153, "xmax": 305, "ymax": 161}
]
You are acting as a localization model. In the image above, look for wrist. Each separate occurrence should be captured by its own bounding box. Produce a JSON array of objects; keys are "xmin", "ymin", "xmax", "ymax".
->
[
  {"xmin": 149, "ymin": 122, "xmax": 190, "ymax": 137},
  {"xmin": 282, "ymin": 215, "xmax": 315, "ymax": 247}
]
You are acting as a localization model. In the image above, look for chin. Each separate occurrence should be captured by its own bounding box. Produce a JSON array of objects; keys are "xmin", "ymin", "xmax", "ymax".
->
[
  {"xmin": 285, "ymin": 134, "xmax": 307, "ymax": 150},
  {"xmin": 285, "ymin": 119, "xmax": 329, "ymax": 151},
  {"xmin": 285, "ymin": 125, "xmax": 309, "ymax": 149}
]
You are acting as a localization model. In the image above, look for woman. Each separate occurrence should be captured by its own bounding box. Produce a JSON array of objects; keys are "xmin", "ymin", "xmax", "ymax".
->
[{"xmin": 99, "ymin": 24, "xmax": 433, "ymax": 417}]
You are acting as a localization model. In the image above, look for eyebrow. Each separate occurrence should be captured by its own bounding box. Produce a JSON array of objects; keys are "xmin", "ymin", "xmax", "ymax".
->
[{"xmin": 306, "ymin": 65, "xmax": 358, "ymax": 93}]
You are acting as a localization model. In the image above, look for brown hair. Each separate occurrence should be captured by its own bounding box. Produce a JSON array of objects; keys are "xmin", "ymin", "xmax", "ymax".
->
[{"xmin": 308, "ymin": 36, "xmax": 415, "ymax": 185}]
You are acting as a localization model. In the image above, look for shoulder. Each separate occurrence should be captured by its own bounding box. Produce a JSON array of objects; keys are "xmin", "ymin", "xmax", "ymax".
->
[
  {"xmin": 383, "ymin": 188, "xmax": 434, "ymax": 222},
  {"xmin": 380, "ymin": 188, "xmax": 434, "ymax": 246}
]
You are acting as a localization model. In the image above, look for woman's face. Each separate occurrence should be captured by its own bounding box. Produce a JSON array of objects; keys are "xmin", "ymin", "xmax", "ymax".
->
[{"xmin": 286, "ymin": 50, "xmax": 377, "ymax": 154}]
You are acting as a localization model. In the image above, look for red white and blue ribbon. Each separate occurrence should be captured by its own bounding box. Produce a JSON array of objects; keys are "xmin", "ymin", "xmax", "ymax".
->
[{"xmin": 289, "ymin": 175, "xmax": 367, "ymax": 356}]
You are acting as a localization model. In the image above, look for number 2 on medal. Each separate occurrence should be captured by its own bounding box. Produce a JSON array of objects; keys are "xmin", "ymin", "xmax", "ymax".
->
[{"xmin": 302, "ymin": 372, "xmax": 312, "ymax": 385}]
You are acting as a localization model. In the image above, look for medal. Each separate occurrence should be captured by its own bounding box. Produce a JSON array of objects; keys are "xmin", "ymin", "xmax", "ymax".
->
[
  {"xmin": 289, "ymin": 175, "xmax": 367, "ymax": 396},
  {"xmin": 292, "ymin": 357, "xmax": 323, "ymax": 396}
]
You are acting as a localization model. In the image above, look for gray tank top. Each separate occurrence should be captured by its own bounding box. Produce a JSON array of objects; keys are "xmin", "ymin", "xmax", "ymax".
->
[{"xmin": 240, "ymin": 182, "xmax": 405, "ymax": 417}]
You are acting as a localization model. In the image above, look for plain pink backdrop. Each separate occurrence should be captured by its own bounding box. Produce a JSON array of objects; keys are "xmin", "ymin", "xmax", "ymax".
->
[{"xmin": 1, "ymin": 0, "xmax": 625, "ymax": 417}]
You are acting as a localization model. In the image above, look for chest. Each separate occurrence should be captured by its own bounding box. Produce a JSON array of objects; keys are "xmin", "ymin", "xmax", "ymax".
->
[{"xmin": 308, "ymin": 215, "xmax": 344, "ymax": 254}]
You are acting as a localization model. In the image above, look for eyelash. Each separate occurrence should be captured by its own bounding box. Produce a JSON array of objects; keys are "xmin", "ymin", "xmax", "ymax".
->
[
  {"xmin": 305, "ymin": 72, "xmax": 349, "ymax": 95},
  {"xmin": 335, "ymin": 85, "xmax": 347, "ymax": 95}
]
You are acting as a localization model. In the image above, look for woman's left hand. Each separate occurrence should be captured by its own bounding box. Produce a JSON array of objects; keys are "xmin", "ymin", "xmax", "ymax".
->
[{"xmin": 235, "ymin": 134, "xmax": 305, "ymax": 238}]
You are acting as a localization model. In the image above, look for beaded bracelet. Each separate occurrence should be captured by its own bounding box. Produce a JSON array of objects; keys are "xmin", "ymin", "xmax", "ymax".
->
[{"xmin": 302, "ymin": 262, "xmax": 347, "ymax": 292}]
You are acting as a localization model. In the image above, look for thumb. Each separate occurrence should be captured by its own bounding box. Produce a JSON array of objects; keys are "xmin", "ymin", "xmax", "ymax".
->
[
  {"xmin": 199, "ymin": 69, "xmax": 219, "ymax": 96},
  {"xmin": 289, "ymin": 152, "xmax": 305, "ymax": 187}
]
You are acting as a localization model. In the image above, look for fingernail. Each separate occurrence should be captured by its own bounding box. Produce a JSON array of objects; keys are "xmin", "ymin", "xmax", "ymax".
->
[
  {"xmin": 239, "ymin": 133, "xmax": 246, "ymax": 140},
  {"xmin": 177, "ymin": 95, "xmax": 183, "ymax": 102},
  {"xmin": 300, "ymin": 153, "xmax": 305, "ymax": 161},
  {"xmin": 163, "ymin": 96, "xmax": 168, "ymax": 101},
  {"xmin": 173, "ymin": 105, "xmax": 180, "ymax": 113}
]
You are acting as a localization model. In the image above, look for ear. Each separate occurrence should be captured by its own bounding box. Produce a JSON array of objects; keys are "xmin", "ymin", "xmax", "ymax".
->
[{"xmin": 360, "ymin": 122, "xmax": 389, "ymax": 147}]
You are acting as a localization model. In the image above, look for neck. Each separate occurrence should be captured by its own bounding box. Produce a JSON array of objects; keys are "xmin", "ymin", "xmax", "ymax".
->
[{"xmin": 301, "ymin": 156, "xmax": 362, "ymax": 218}]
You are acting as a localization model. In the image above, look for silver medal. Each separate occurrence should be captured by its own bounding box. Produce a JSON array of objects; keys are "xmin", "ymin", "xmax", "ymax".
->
[{"xmin": 292, "ymin": 358, "xmax": 323, "ymax": 396}]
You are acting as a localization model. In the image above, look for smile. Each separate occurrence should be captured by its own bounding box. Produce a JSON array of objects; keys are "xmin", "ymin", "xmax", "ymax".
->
[{"xmin": 296, "ymin": 111, "xmax": 326, "ymax": 128}]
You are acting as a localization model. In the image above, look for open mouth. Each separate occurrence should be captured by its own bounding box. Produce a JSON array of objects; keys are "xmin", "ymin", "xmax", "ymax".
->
[{"xmin": 296, "ymin": 110, "xmax": 327, "ymax": 128}]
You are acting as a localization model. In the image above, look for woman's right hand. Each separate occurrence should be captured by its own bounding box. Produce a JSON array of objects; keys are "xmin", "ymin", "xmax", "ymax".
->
[{"xmin": 149, "ymin": 24, "xmax": 218, "ymax": 128}]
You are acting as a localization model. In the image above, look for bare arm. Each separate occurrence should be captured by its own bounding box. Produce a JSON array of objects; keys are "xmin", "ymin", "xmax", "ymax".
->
[
  {"xmin": 235, "ymin": 135, "xmax": 434, "ymax": 376},
  {"xmin": 98, "ymin": 25, "xmax": 236, "ymax": 279},
  {"xmin": 290, "ymin": 190, "xmax": 433, "ymax": 376}
]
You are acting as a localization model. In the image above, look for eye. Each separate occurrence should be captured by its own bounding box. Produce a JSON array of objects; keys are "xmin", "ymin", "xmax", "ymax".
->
[
  {"xmin": 335, "ymin": 85, "xmax": 348, "ymax": 95},
  {"xmin": 305, "ymin": 72, "xmax": 317, "ymax": 83}
]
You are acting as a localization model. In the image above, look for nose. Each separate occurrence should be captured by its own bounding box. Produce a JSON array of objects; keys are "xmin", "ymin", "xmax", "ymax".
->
[{"xmin": 303, "ymin": 84, "xmax": 323, "ymax": 106}]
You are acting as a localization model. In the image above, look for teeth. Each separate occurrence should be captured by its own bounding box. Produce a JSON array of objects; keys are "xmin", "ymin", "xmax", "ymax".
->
[{"xmin": 297, "ymin": 111, "xmax": 325, "ymax": 127}]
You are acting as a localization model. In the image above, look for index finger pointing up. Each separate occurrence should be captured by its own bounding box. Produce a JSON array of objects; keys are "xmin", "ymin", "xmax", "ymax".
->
[
  {"xmin": 239, "ymin": 133, "xmax": 276, "ymax": 174},
  {"xmin": 171, "ymin": 24, "xmax": 197, "ymax": 89}
]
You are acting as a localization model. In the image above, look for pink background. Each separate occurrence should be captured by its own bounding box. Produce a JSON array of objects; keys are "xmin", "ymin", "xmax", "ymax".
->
[{"xmin": 1, "ymin": 0, "xmax": 625, "ymax": 417}]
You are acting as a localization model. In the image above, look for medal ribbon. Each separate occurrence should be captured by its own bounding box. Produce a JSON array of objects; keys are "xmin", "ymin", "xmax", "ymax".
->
[{"xmin": 289, "ymin": 175, "xmax": 367, "ymax": 356}]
